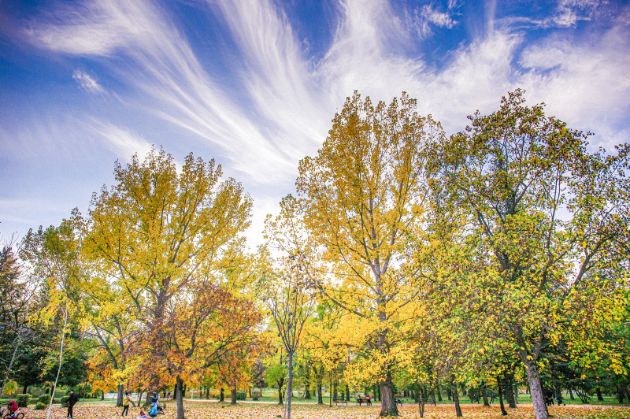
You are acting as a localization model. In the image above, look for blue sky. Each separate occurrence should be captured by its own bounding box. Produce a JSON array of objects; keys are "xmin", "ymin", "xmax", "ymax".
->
[{"xmin": 1, "ymin": 0, "xmax": 629, "ymax": 246}]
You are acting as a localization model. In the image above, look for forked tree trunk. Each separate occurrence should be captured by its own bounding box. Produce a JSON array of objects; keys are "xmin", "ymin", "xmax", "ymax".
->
[
  {"xmin": 525, "ymin": 362, "xmax": 548, "ymax": 419},
  {"xmin": 175, "ymin": 376, "xmax": 185, "ymax": 419},
  {"xmin": 379, "ymin": 373, "xmax": 398, "ymax": 416}
]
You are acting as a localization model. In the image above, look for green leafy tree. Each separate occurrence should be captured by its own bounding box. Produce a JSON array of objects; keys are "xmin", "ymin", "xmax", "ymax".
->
[{"xmin": 431, "ymin": 89, "xmax": 629, "ymax": 419}]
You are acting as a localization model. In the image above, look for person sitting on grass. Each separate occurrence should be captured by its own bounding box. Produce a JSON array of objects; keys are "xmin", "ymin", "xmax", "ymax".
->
[{"xmin": 136, "ymin": 410, "xmax": 149, "ymax": 419}]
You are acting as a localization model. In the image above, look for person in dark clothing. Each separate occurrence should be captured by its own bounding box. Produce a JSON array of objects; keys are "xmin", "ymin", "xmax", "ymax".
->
[{"xmin": 67, "ymin": 390, "xmax": 79, "ymax": 418}]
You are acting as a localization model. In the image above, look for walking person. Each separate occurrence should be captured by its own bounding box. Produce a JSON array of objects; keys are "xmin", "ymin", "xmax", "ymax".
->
[
  {"xmin": 122, "ymin": 391, "xmax": 134, "ymax": 416},
  {"xmin": 67, "ymin": 390, "xmax": 79, "ymax": 419}
]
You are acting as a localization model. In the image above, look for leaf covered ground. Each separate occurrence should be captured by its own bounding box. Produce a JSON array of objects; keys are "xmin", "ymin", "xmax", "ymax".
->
[{"xmin": 23, "ymin": 401, "xmax": 629, "ymax": 418}]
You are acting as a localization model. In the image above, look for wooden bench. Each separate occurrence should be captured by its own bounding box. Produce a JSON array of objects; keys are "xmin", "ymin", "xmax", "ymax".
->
[{"xmin": 356, "ymin": 397, "xmax": 372, "ymax": 406}]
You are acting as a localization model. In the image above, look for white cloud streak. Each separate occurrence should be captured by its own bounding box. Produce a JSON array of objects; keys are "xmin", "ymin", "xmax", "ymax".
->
[
  {"xmin": 19, "ymin": 0, "xmax": 630, "ymax": 245},
  {"xmin": 408, "ymin": 3, "xmax": 458, "ymax": 38},
  {"xmin": 72, "ymin": 69, "xmax": 103, "ymax": 93},
  {"xmin": 28, "ymin": 0, "xmax": 296, "ymax": 184},
  {"xmin": 90, "ymin": 121, "xmax": 153, "ymax": 161}
]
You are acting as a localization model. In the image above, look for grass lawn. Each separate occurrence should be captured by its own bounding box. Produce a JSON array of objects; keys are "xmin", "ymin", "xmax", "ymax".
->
[{"xmin": 20, "ymin": 401, "xmax": 629, "ymax": 418}]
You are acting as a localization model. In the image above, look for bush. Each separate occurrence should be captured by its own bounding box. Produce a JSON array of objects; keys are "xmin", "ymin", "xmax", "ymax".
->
[
  {"xmin": 3, "ymin": 380, "xmax": 18, "ymax": 396},
  {"xmin": 35, "ymin": 402, "xmax": 46, "ymax": 410},
  {"xmin": 60, "ymin": 396, "xmax": 70, "ymax": 407},
  {"xmin": 38, "ymin": 394, "xmax": 49, "ymax": 404},
  {"xmin": 16, "ymin": 394, "xmax": 30, "ymax": 407},
  {"xmin": 236, "ymin": 391, "xmax": 247, "ymax": 401}
]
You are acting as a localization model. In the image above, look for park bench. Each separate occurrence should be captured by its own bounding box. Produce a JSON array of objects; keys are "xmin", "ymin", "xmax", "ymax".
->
[
  {"xmin": 333, "ymin": 397, "xmax": 348, "ymax": 406},
  {"xmin": 356, "ymin": 396, "xmax": 372, "ymax": 406}
]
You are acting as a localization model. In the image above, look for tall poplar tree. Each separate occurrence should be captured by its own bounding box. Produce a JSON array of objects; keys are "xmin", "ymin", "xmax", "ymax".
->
[{"xmin": 296, "ymin": 92, "xmax": 442, "ymax": 416}]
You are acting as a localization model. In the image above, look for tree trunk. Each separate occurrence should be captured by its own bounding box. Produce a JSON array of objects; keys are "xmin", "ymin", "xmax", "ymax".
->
[
  {"xmin": 418, "ymin": 386, "xmax": 426, "ymax": 418},
  {"xmin": 431, "ymin": 387, "xmax": 436, "ymax": 405},
  {"xmin": 219, "ymin": 387, "xmax": 224, "ymax": 402},
  {"xmin": 316, "ymin": 374, "xmax": 323, "ymax": 404},
  {"xmin": 436, "ymin": 383, "xmax": 442, "ymax": 402},
  {"xmin": 497, "ymin": 376, "xmax": 507, "ymax": 416},
  {"xmin": 596, "ymin": 387, "xmax": 604, "ymax": 401},
  {"xmin": 379, "ymin": 373, "xmax": 399, "ymax": 416},
  {"xmin": 482, "ymin": 382, "xmax": 490, "ymax": 407},
  {"xmin": 329, "ymin": 374, "xmax": 333, "ymax": 407},
  {"xmin": 304, "ymin": 366, "xmax": 311, "ymax": 399},
  {"xmin": 230, "ymin": 383, "xmax": 237, "ymax": 405},
  {"xmin": 505, "ymin": 374, "xmax": 516, "ymax": 408},
  {"xmin": 278, "ymin": 384, "xmax": 284, "ymax": 405},
  {"xmin": 117, "ymin": 384, "xmax": 124, "ymax": 407},
  {"xmin": 285, "ymin": 352, "xmax": 294, "ymax": 419},
  {"xmin": 46, "ymin": 302, "xmax": 68, "ymax": 419},
  {"xmin": 452, "ymin": 381, "xmax": 462, "ymax": 417},
  {"xmin": 345, "ymin": 384, "xmax": 350, "ymax": 402},
  {"xmin": 525, "ymin": 362, "xmax": 548, "ymax": 419},
  {"xmin": 569, "ymin": 388, "xmax": 574, "ymax": 401},
  {"xmin": 137, "ymin": 390, "xmax": 143, "ymax": 406},
  {"xmin": 615, "ymin": 385, "xmax": 625, "ymax": 404},
  {"xmin": 175, "ymin": 376, "xmax": 185, "ymax": 419}
]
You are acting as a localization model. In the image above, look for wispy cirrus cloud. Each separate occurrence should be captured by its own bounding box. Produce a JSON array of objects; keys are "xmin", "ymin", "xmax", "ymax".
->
[
  {"xmin": 7, "ymin": 0, "xmax": 630, "ymax": 246},
  {"xmin": 27, "ymin": 0, "xmax": 629, "ymax": 172},
  {"xmin": 27, "ymin": 0, "xmax": 296, "ymax": 184},
  {"xmin": 72, "ymin": 69, "xmax": 103, "ymax": 94},
  {"xmin": 407, "ymin": 2, "xmax": 458, "ymax": 38},
  {"xmin": 89, "ymin": 120, "xmax": 152, "ymax": 161}
]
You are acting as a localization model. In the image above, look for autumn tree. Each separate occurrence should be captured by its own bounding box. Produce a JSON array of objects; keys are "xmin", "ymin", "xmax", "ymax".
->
[
  {"xmin": 84, "ymin": 149, "xmax": 257, "ymax": 419},
  {"xmin": 296, "ymin": 91, "xmax": 441, "ymax": 416},
  {"xmin": 431, "ymin": 90, "xmax": 629, "ymax": 419},
  {"xmin": 20, "ymin": 215, "xmax": 86, "ymax": 419},
  {"xmin": 261, "ymin": 195, "xmax": 317, "ymax": 418}
]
